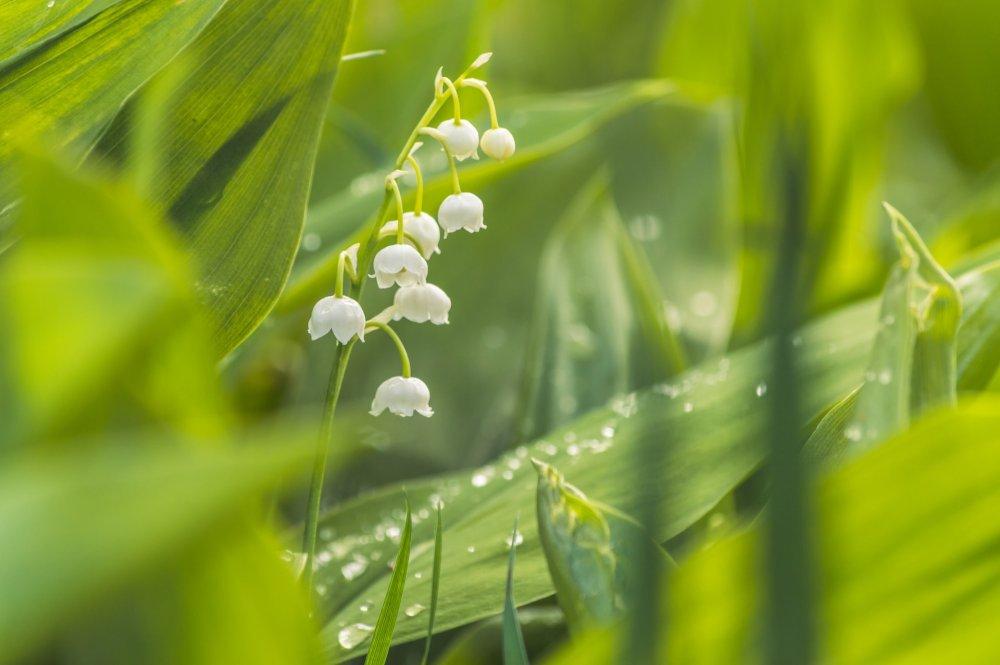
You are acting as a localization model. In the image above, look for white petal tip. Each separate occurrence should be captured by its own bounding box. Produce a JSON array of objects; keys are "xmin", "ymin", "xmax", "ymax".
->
[{"xmin": 471, "ymin": 52, "xmax": 492, "ymax": 68}]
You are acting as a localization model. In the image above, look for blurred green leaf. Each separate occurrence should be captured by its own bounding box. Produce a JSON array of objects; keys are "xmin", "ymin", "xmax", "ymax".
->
[
  {"xmin": 0, "ymin": 151, "xmax": 220, "ymax": 446},
  {"xmin": 604, "ymin": 99, "xmax": 740, "ymax": 361},
  {"xmin": 312, "ymin": 253, "xmax": 1000, "ymax": 661},
  {"xmin": 433, "ymin": 608, "xmax": 565, "ymax": 665},
  {"xmin": 502, "ymin": 519, "xmax": 530, "ymax": 665},
  {"xmin": 517, "ymin": 175, "xmax": 684, "ymax": 441},
  {"xmin": 0, "ymin": 429, "xmax": 314, "ymax": 664},
  {"xmin": 533, "ymin": 460, "xmax": 672, "ymax": 631},
  {"xmin": 0, "ymin": 0, "xmax": 226, "ymax": 227},
  {"xmin": 542, "ymin": 399, "xmax": 1000, "ymax": 663},
  {"xmin": 94, "ymin": 0, "xmax": 355, "ymax": 356}
]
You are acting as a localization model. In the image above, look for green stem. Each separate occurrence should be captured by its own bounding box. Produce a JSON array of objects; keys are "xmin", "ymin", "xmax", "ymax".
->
[
  {"xmin": 406, "ymin": 154, "xmax": 424, "ymax": 215},
  {"xmin": 334, "ymin": 251, "xmax": 346, "ymax": 298},
  {"xmin": 366, "ymin": 320, "xmax": 411, "ymax": 377},
  {"xmin": 388, "ymin": 179, "xmax": 406, "ymax": 245},
  {"xmin": 439, "ymin": 76, "xmax": 462, "ymax": 122},
  {"xmin": 301, "ymin": 339, "xmax": 356, "ymax": 594},
  {"xmin": 461, "ymin": 79, "xmax": 499, "ymax": 128}
]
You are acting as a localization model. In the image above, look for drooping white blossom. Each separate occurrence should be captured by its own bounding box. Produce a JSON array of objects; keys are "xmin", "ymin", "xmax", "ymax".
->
[
  {"xmin": 436, "ymin": 119, "xmax": 479, "ymax": 160},
  {"xmin": 382, "ymin": 212, "xmax": 441, "ymax": 259},
  {"xmin": 308, "ymin": 295, "xmax": 365, "ymax": 343},
  {"xmin": 393, "ymin": 283, "xmax": 451, "ymax": 324},
  {"xmin": 480, "ymin": 127, "xmax": 515, "ymax": 160},
  {"xmin": 438, "ymin": 192, "xmax": 485, "ymax": 234},
  {"xmin": 373, "ymin": 244, "xmax": 428, "ymax": 289},
  {"xmin": 370, "ymin": 376, "xmax": 433, "ymax": 417}
]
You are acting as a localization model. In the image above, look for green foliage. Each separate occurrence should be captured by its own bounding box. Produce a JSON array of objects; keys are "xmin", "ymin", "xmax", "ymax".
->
[
  {"xmin": 533, "ymin": 460, "xmax": 672, "ymax": 631},
  {"xmin": 501, "ymin": 519, "xmax": 530, "ymax": 665},
  {"xmin": 541, "ymin": 399, "xmax": 1000, "ymax": 663},
  {"xmin": 363, "ymin": 503, "xmax": 413, "ymax": 665},
  {"xmin": 420, "ymin": 505, "xmax": 444, "ymax": 665}
]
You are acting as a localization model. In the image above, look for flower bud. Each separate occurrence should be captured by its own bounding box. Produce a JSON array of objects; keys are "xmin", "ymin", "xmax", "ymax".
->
[
  {"xmin": 393, "ymin": 283, "xmax": 451, "ymax": 324},
  {"xmin": 308, "ymin": 295, "xmax": 365, "ymax": 344},
  {"xmin": 382, "ymin": 212, "xmax": 441, "ymax": 259},
  {"xmin": 436, "ymin": 119, "xmax": 479, "ymax": 160},
  {"xmin": 480, "ymin": 127, "xmax": 515, "ymax": 160},
  {"xmin": 438, "ymin": 192, "xmax": 485, "ymax": 234},
  {"xmin": 370, "ymin": 376, "xmax": 433, "ymax": 417},
  {"xmin": 373, "ymin": 244, "xmax": 428, "ymax": 289}
]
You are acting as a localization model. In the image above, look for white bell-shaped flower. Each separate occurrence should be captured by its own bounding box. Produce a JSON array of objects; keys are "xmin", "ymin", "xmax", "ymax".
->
[
  {"xmin": 480, "ymin": 127, "xmax": 515, "ymax": 160},
  {"xmin": 438, "ymin": 192, "xmax": 485, "ymax": 234},
  {"xmin": 370, "ymin": 376, "xmax": 433, "ymax": 417},
  {"xmin": 373, "ymin": 244, "xmax": 428, "ymax": 289},
  {"xmin": 436, "ymin": 119, "xmax": 479, "ymax": 160},
  {"xmin": 382, "ymin": 212, "xmax": 441, "ymax": 259},
  {"xmin": 308, "ymin": 295, "xmax": 365, "ymax": 344},
  {"xmin": 393, "ymin": 283, "xmax": 451, "ymax": 324}
]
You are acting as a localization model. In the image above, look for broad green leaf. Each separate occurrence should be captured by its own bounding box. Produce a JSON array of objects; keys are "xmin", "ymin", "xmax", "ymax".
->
[
  {"xmin": 502, "ymin": 520, "xmax": 530, "ymax": 665},
  {"xmin": 542, "ymin": 399, "xmax": 1000, "ymax": 664},
  {"xmin": 805, "ymin": 205, "xmax": 962, "ymax": 458},
  {"xmin": 364, "ymin": 503, "xmax": 413, "ymax": 665},
  {"xmin": 314, "ymin": 255, "xmax": 1000, "ymax": 661},
  {"xmin": 420, "ymin": 506, "xmax": 444, "ymax": 665},
  {"xmin": 0, "ymin": 151, "xmax": 220, "ymax": 447},
  {"xmin": 0, "ymin": 429, "xmax": 314, "ymax": 664},
  {"xmin": 533, "ymin": 460, "xmax": 672, "ymax": 631},
  {"xmin": 0, "ymin": 0, "xmax": 122, "ymax": 61},
  {"xmin": 517, "ymin": 175, "xmax": 684, "ymax": 441},
  {"xmin": 0, "ymin": 0, "xmax": 227, "ymax": 227},
  {"xmin": 433, "ymin": 608, "xmax": 565, "ymax": 665},
  {"xmin": 281, "ymin": 80, "xmax": 677, "ymax": 311},
  {"xmin": 94, "ymin": 0, "xmax": 355, "ymax": 356}
]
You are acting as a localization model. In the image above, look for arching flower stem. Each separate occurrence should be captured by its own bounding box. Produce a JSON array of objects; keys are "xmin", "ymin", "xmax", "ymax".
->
[
  {"xmin": 419, "ymin": 127, "xmax": 462, "ymax": 194},
  {"xmin": 365, "ymin": 320, "xmax": 411, "ymax": 378},
  {"xmin": 406, "ymin": 154, "xmax": 425, "ymax": 215},
  {"xmin": 460, "ymin": 79, "xmax": 499, "ymax": 129},
  {"xmin": 387, "ymin": 177, "xmax": 407, "ymax": 245},
  {"xmin": 438, "ymin": 75, "xmax": 462, "ymax": 123}
]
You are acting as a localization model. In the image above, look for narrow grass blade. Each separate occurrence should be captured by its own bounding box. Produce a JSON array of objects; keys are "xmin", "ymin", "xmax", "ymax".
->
[
  {"xmin": 502, "ymin": 518, "xmax": 530, "ymax": 665},
  {"xmin": 419, "ymin": 503, "xmax": 443, "ymax": 665},
  {"xmin": 363, "ymin": 500, "xmax": 413, "ymax": 665}
]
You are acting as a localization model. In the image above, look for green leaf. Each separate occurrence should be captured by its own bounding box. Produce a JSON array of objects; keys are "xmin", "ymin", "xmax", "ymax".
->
[
  {"xmin": 0, "ymin": 428, "xmax": 314, "ymax": 664},
  {"xmin": 433, "ymin": 608, "xmax": 565, "ymax": 665},
  {"xmin": 0, "ymin": 150, "xmax": 220, "ymax": 446},
  {"xmin": 541, "ymin": 399, "xmax": 1000, "ymax": 663},
  {"xmin": 804, "ymin": 204, "xmax": 962, "ymax": 459},
  {"xmin": 517, "ymin": 174, "xmax": 685, "ymax": 441},
  {"xmin": 364, "ymin": 502, "xmax": 413, "ymax": 665},
  {"xmin": 420, "ymin": 505, "xmax": 444, "ymax": 665},
  {"xmin": 0, "ymin": 0, "xmax": 123, "ymax": 61},
  {"xmin": 313, "ymin": 253, "xmax": 1000, "ymax": 661},
  {"xmin": 280, "ymin": 80, "xmax": 677, "ymax": 311},
  {"xmin": 0, "ymin": 0, "xmax": 227, "ymax": 226},
  {"xmin": 502, "ymin": 519, "xmax": 530, "ymax": 665},
  {"xmin": 533, "ymin": 460, "xmax": 672, "ymax": 631},
  {"xmin": 94, "ymin": 0, "xmax": 356, "ymax": 356}
]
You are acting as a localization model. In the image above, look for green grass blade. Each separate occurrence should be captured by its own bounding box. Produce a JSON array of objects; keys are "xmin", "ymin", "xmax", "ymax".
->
[
  {"xmin": 502, "ymin": 519, "xmax": 530, "ymax": 665},
  {"xmin": 364, "ymin": 501, "xmax": 413, "ymax": 665},
  {"xmin": 419, "ymin": 504, "xmax": 444, "ymax": 665}
]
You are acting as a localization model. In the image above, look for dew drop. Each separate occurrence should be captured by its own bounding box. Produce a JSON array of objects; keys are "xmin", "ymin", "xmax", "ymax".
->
[
  {"xmin": 501, "ymin": 469, "xmax": 514, "ymax": 480},
  {"xmin": 341, "ymin": 555, "xmax": 368, "ymax": 581},
  {"xmin": 683, "ymin": 401, "xmax": 694, "ymax": 413},
  {"xmin": 404, "ymin": 603, "xmax": 426, "ymax": 617},
  {"xmin": 466, "ymin": 545, "xmax": 476, "ymax": 553},
  {"xmin": 506, "ymin": 530, "xmax": 524, "ymax": 549},
  {"xmin": 302, "ymin": 232, "xmax": 322, "ymax": 251},
  {"xmin": 338, "ymin": 623, "xmax": 373, "ymax": 650},
  {"xmin": 844, "ymin": 424, "xmax": 863, "ymax": 442},
  {"xmin": 601, "ymin": 425, "xmax": 616, "ymax": 438},
  {"xmin": 755, "ymin": 382, "xmax": 768, "ymax": 397},
  {"xmin": 878, "ymin": 369, "xmax": 893, "ymax": 385},
  {"xmin": 471, "ymin": 472, "xmax": 489, "ymax": 487},
  {"xmin": 359, "ymin": 603, "xmax": 371, "ymax": 613},
  {"xmin": 690, "ymin": 290, "xmax": 718, "ymax": 318},
  {"xmin": 414, "ymin": 571, "xmax": 423, "ymax": 580},
  {"xmin": 567, "ymin": 444, "xmax": 580, "ymax": 457}
]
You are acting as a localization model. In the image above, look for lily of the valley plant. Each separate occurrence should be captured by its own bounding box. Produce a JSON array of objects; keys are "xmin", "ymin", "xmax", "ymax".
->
[{"xmin": 301, "ymin": 53, "xmax": 515, "ymax": 591}]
